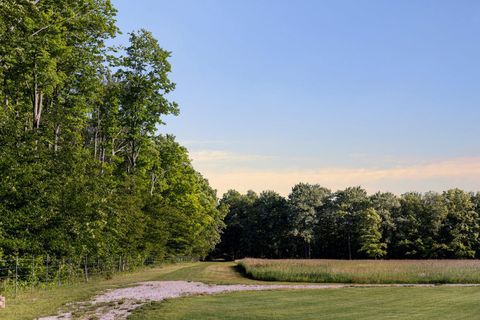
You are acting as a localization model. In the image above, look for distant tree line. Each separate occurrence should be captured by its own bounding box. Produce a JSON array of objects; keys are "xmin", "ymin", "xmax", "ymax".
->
[
  {"xmin": 0, "ymin": 0, "xmax": 225, "ymax": 262},
  {"xmin": 215, "ymin": 184, "xmax": 480, "ymax": 259}
]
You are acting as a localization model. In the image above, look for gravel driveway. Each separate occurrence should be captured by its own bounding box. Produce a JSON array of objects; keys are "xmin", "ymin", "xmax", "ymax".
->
[{"xmin": 37, "ymin": 280, "xmax": 345, "ymax": 320}]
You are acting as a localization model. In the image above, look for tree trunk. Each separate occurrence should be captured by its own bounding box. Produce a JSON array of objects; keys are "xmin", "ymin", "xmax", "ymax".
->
[
  {"xmin": 347, "ymin": 232, "xmax": 352, "ymax": 260},
  {"xmin": 94, "ymin": 112, "xmax": 101, "ymax": 159},
  {"xmin": 54, "ymin": 124, "xmax": 60, "ymax": 152},
  {"xmin": 32, "ymin": 62, "xmax": 43, "ymax": 130},
  {"xmin": 84, "ymin": 256, "xmax": 89, "ymax": 282},
  {"xmin": 150, "ymin": 171, "xmax": 157, "ymax": 196},
  {"xmin": 3, "ymin": 71, "xmax": 8, "ymax": 111}
]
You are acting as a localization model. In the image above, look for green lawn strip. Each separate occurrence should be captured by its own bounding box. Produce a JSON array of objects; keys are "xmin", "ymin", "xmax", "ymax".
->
[
  {"xmin": 156, "ymin": 261, "xmax": 278, "ymax": 284},
  {"xmin": 129, "ymin": 286, "xmax": 480, "ymax": 320},
  {"xmin": 159, "ymin": 262, "xmax": 321, "ymax": 285},
  {"xmin": 0, "ymin": 263, "xmax": 196, "ymax": 320}
]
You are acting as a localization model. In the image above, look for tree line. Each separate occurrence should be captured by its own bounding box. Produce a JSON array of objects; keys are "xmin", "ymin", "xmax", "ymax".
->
[
  {"xmin": 0, "ymin": 0, "xmax": 225, "ymax": 263},
  {"xmin": 215, "ymin": 184, "xmax": 480, "ymax": 260}
]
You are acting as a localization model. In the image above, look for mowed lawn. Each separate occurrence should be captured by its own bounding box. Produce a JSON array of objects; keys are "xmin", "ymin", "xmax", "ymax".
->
[
  {"xmin": 4, "ymin": 261, "xmax": 480, "ymax": 319},
  {"xmin": 130, "ymin": 286, "xmax": 480, "ymax": 320},
  {"xmin": 238, "ymin": 258, "xmax": 480, "ymax": 284},
  {"xmin": 0, "ymin": 261, "xmax": 262, "ymax": 320},
  {"xmin": 0, "ymin": 263, "xmax": 209, "ymax": 320}
]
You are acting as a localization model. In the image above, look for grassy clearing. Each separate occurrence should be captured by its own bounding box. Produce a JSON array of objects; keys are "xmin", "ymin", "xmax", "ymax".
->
[
  {"xmin": 0, "ymin": 263, "xmax": 197, "ymax": 320},
  {"xmin": 154, "ymin": 261, "xmax": 312, "ymax": 285},
  {"xmin": 0, "ymin": 261, "xmax": 267, "ymax": 320},
  {"xmin": 238, "ymin": 258, "xmax": 480, "ymax": 284},
  {"xmin": 154, "ymin": 261, "xmax": 259, "ymax": 284},
  {"xmin": 129, "ymin": 286, "xmax": 480, "ymax": 320},
  {"xmin": 6, "ymin": 260, "xmax": 480, "ymax": 319}
]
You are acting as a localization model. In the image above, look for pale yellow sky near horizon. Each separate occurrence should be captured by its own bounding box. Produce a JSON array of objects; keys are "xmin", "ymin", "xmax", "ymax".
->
[{"xmin": 190, "ymin": 152, "xmax": 480, "ymax": 197}]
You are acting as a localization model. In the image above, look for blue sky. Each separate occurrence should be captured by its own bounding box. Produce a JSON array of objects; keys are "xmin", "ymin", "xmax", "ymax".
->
[{"xmin": 113, "ymin": 0, "xmax": 480, "ymax": 196}]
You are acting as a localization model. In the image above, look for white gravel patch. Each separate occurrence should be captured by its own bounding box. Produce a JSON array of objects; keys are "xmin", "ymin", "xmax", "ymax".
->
[
  {"xmin": 37, "ymin": 280, "xmax": 343, "ymax": 320},
  {"xmin": 93, "ymin": 280, "xmax": 342, "ymax": 303}
]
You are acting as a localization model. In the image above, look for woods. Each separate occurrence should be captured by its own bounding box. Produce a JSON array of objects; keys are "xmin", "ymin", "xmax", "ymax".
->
[
  {"xmin": 216, "ymin": 184, "xmax": 480, "ymax": 260},
  {"xmin": 0, "ymin": 0, "xmax": 225, "ymax": 263},
  {"xmin": 1, "ymin": 1, "xmax": 479, "ymax": 267}
]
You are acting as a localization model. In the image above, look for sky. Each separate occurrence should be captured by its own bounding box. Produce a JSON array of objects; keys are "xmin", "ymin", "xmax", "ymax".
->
[{"xmin": 112, "ymin": 0, "xmax": 480, "ymax": 196}]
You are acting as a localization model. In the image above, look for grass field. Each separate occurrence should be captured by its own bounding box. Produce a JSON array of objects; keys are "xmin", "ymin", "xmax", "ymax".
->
[
  {"xmin": 130, "ymin": 286, "xmax": 480, "ymax": 320},
  {"xmin": 3, "ymin": 260, "xmax": 480, "ymax": 319},
  {"xmin": 0, "ymin": 261, "xmax": 266, "ymax": 320},
  {"xmin": 0, "ymin": 263, "xmax": 202, "ymax": 320},
  {"xmin": 238, "ymin": 258, "xmax": 480, "ymax": 284}
]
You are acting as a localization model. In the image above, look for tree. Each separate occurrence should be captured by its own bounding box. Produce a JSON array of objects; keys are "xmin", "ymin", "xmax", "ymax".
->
[
  {"xmin": 438, "ymin": 189, "xmax": 479, "ymax": 258},
  {"xmin": 288, "ymin": 183, "xmax": 330, "ymax": 258},
  {"xmin": 216, "ymin": 190, "xmax": 257, "ymax": 260},
  {"xmin": 142, "ymin": 135, "xmax": 225, "ymax": 259},
  {"xmin": 421, "ymin": 192, "xmax": 448, "ymax": 257},
  {"xmin": 0, "ymin": 1, "xmax": 225, "ymax": 264},
  {"xmin": 370, "ymin": 192, "xmax": 399, "ymax": 257},
  {"xmin": 115, "ymin": 29, "xmax": 179, "ymax": 173},
  {"xmin": 330, "ymin": 187, "xmax": 371, "ymax": 259},
  {"xmin": 358, "ymin": 208, "xmax": 386, "ymax": 258},
  {"xmin": 250, "ymin": 191, "xmax": 291, "ymax": 258}
]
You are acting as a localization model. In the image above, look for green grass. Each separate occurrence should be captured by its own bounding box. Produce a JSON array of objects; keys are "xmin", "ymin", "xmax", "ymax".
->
[
  {"xmin": 129, "ymin": 286, "xmax": 480, "ymax": 320},
  {"xmin": 5, "ymin": 260, "xmax": 480, "ymax": 319},
  {"xmin": 238, "ymin": 258, "xmax": 480, "ymax": 284},
  {"xmin": 0, "ymin": 261, "xmax": 267, "ymax": 320},
  {"xmin": 154, "ymin": 261, "xmax": 261, "ymax": 284},
  {"xmin": 0, "ymin": 263, "xmax": 198, "ymax": 320}
]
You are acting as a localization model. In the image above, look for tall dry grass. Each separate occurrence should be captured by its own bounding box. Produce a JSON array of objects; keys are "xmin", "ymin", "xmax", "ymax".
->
[{"xmin": 238, "ymin": 258, "xmax": 480, "ymax": 284}]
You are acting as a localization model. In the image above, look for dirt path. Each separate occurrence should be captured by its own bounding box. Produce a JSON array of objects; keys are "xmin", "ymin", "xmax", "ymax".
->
[{"xmin": 37, "ymin": 281, "xmax": 480, "ymax": 320}]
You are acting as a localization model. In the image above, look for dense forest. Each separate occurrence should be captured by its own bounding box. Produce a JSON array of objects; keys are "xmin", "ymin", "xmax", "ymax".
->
[
  {"xmin": 0, "ymin": 0, "xmax": 225, "ymax": 263},
  {"xmin": 1, "ymin": 1, "xmax": 479, "ymax": 267},
  {"xmin": 215, "ymin": 185, "xmax": 480, "ymax": 260}
]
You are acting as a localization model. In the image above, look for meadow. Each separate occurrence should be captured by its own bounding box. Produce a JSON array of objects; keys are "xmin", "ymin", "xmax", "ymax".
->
[{"xmin": 238, "ymin": 258, "xmax": 480, "ymax": 284}]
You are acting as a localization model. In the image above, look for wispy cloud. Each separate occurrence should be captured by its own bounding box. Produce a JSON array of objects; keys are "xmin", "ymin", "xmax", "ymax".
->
[
  {"xmin": 199, "ymin": 156, "xmax": 480, "ymax": 196},
  {"xmin": 190, "ymin": 150, "xmax": 271, "ymax": 163},
  {"xmin": 181, "ymin": 140, "xmax": 231, "ymax": 147}
]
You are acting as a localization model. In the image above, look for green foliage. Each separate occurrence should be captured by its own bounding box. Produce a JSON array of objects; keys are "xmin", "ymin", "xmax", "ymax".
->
[
  {"xmin": 216, "ymin": 190, "xmax": 291, "ymax": 259},
  {"xmin": 0, "ymin": 1, "xmax": 224, "ymax": 263},
  {"xmin": 358, "ymin": 208, "xmax": 386, "ymax": 258},
  {"xmin": 439, "ymin": 189, "xmax": 479, "ymax": 258},
  {"xmin": 216, "ymin": 186, "xmax": 480, "ymax": 260},
  {"xmin": 288, "ymin": 183, "xmax": 331, "ymax": 258}
]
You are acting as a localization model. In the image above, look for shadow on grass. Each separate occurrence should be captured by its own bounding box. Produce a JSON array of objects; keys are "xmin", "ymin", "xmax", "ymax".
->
[{"xmin": 231, "ymin": 263, "xmax": 267, "ymax": 282}]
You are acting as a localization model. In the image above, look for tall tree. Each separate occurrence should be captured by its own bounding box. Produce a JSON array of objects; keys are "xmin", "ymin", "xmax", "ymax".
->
[
  {"xmin": 438, "ymin": 189, "xmax": 479, "ymax": 258},
  {"xmin": 216, "ymin": 190, "xmax": 257, "ymax": 260},
  {"xmin": 250, "ymin": 191, "xmax": 291, "ymax": 258},
  {"xmin": 288, "ymin": 183, "xmax": 330, "ymax": 258},
  {"xmin": 358, "ymin": 208, "xmax": 386, "ymax": 258},
  {"xmin": 370, "ymin": 192, "xmax": 400, "ymax": 257},
  {"xmin": 330, "ymin": 187, "xmax": 371, "ymax": 259},
  {"xmin": 115, "ymin": 29, "xmax": 179, "ymax": 173}
]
